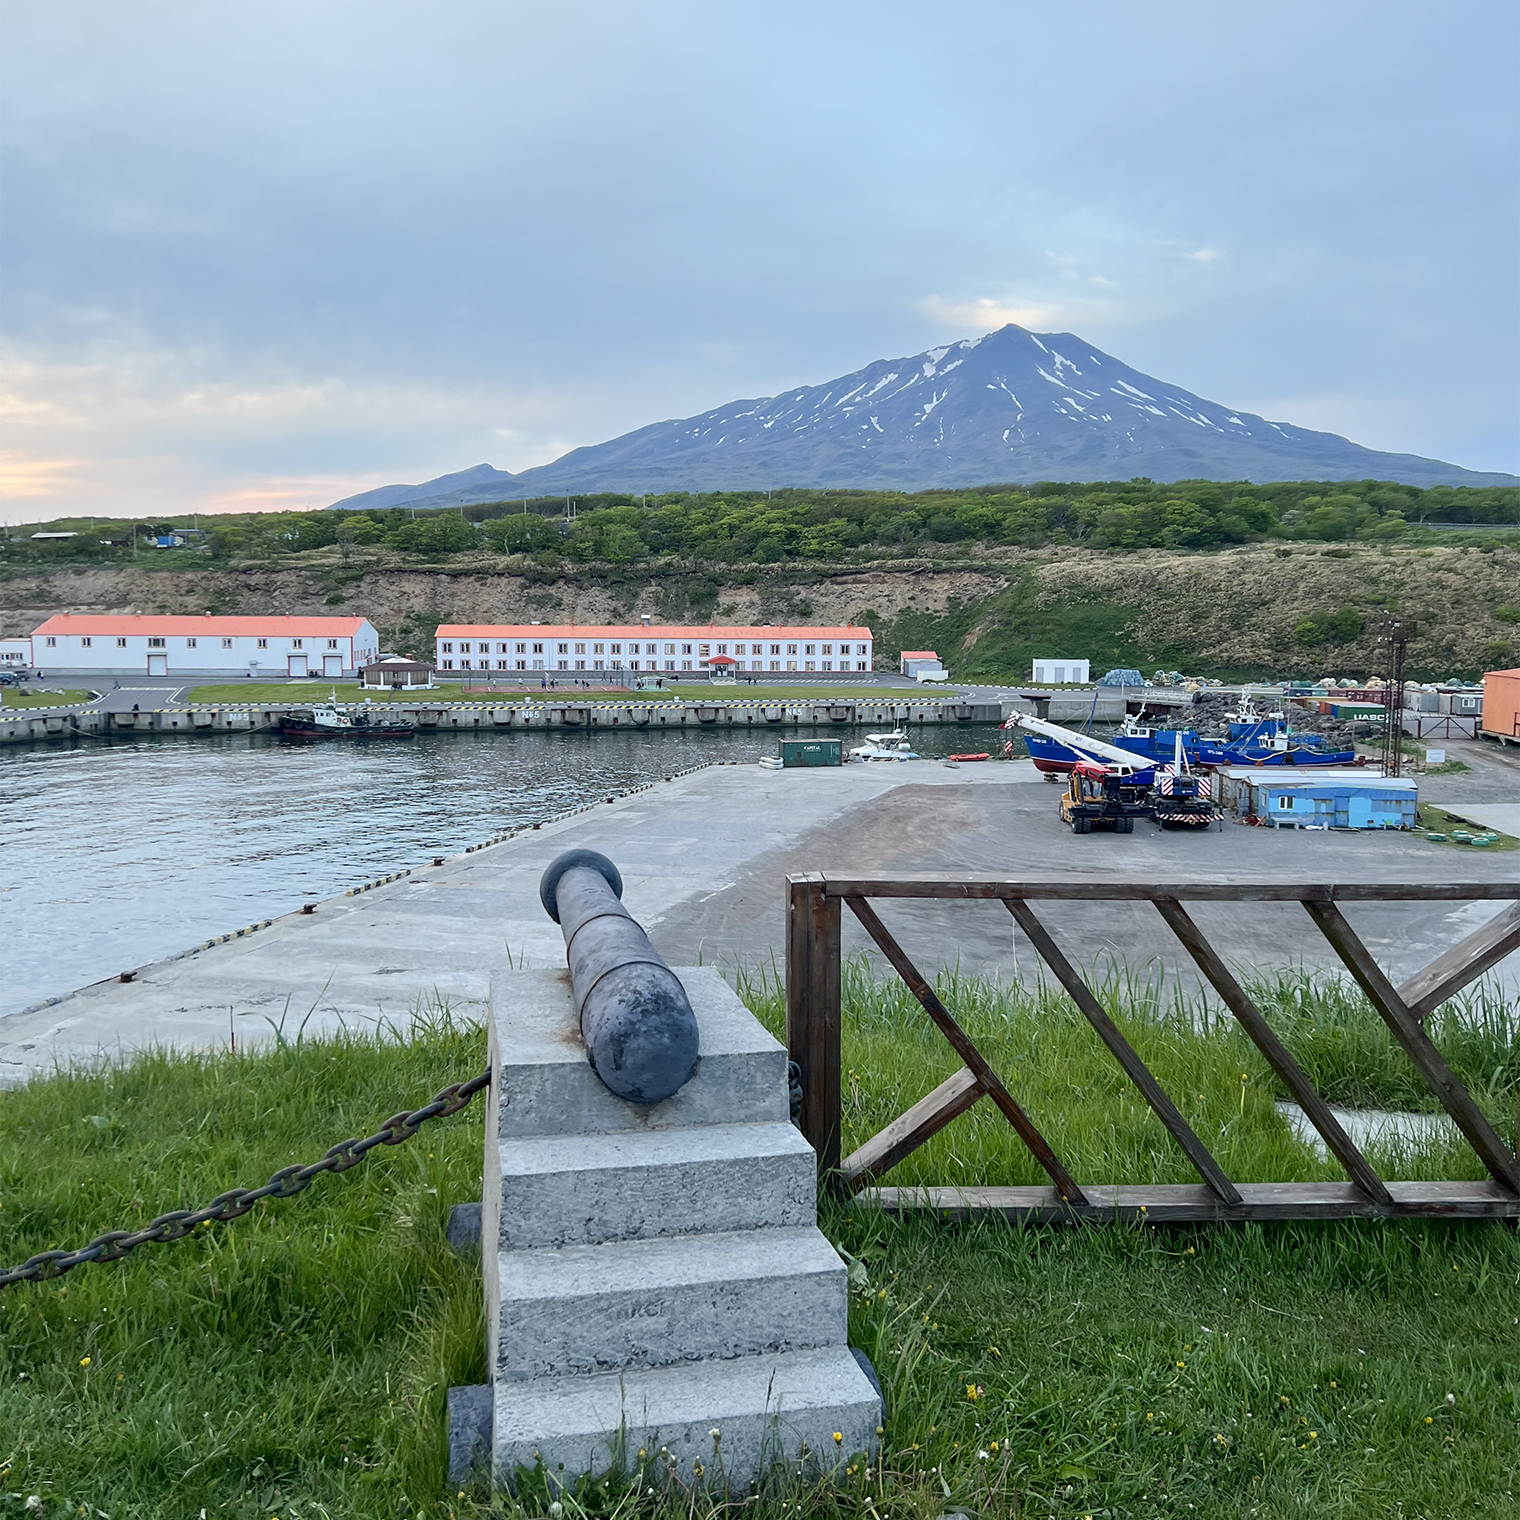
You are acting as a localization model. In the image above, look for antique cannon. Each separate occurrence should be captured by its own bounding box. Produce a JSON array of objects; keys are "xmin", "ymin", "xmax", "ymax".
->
[{"xmin": 538, "ymin": 849, "xmax": 700, "ymax": 1105}]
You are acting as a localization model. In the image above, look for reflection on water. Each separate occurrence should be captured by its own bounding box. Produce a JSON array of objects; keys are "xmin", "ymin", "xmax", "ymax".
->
[{"xmin": 0, "ymin": 724, "xmax": 1000, "ymax": 1017}]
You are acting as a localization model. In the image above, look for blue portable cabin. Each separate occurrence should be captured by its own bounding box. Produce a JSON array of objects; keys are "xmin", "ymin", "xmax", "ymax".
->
[{"xmin": 1220, "ymin": 769, "xmax": 1418, "ymax": 830}]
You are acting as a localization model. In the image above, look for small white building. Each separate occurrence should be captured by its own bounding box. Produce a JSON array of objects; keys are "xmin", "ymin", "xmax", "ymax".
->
[
  {"xmin": 900, "ymin": 650, "xmax": 947, "ymax": 680},
  {"xmin": 0, "ymin": 638, "xmax": 30, "ymax": 668},
  {"xmin": 433, "ymin": 622, "xmax": 874, "ymax": 676},
  {"xmin": 29, "ymin": 614, "xmax": 380, "ymax": 678},
  {"xmin": 1032, "ymin": 658, "xmax": 1090, "ymax": 685}
]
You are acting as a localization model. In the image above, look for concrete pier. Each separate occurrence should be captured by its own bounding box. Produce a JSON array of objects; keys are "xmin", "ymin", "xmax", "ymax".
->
[
  {"xmin": 2, "ymin": 751, "xmax": 1515, "ymax": 1088},
  {"xmin": 0, "ymin": 693, "xmax": 1008, "ymax": 746}
]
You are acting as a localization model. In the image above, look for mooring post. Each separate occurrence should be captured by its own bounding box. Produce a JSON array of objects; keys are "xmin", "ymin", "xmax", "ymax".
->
[{"xmin": 786, "ymin": 871, "xmax": 842, "ymax": 1183}]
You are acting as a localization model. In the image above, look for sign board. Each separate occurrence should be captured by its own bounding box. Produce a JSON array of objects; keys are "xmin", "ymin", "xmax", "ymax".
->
[{"xmin": 1425, "ymin": 748, "xmax": 1445, "ymax": 765}]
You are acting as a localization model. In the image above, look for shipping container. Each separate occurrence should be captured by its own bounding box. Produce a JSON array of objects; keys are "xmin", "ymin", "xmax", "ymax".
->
[
  {"xmin": 779, "ymin": 738, "xmax": 842, "ymax": 767},
  {"xmin": 1480, "ymin": 668, "xmax": 1520, "ymax": 745}
]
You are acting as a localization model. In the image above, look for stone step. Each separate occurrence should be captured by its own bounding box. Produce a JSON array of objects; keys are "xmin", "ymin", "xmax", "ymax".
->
[
  {"xmin": 493, "ymin": 1343, "xmax": 882, "ymax": 1486},
  {"xmin": 493, "ymin": 1226, "xmax": 847, "ymax": 1382},
  {"xmin": 491, "ymin": 1119, "xmax": 816, "ymax": 1251},
  {"xmin": 489, "ymin": 967, "xmax": 788, "ymax": 1138}
]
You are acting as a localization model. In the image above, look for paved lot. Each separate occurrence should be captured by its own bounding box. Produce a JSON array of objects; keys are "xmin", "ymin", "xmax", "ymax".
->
[{"xmin": 1, "ymin": 758, "xmax": 1514, "ymax": 1086}]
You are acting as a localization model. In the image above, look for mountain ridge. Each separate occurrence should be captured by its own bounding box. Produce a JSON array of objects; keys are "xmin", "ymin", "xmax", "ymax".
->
[{"xmin": 328, "ymin": 325, "xmax": 1516, "ymax": 511}]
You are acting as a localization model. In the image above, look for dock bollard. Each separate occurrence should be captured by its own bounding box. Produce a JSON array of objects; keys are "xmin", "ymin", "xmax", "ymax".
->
[{"xmin": 538, "ymin": 848, "xmax": 699, "ymax": 1105}]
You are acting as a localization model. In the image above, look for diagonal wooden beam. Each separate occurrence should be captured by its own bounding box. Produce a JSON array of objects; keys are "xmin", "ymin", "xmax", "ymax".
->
[
  {"xmin": 1397, "ymin": 901, "xmax": 1520, "ymax": 1022},
  {"xmin": 1153, "ymin": 897, "xmax": 1393, "ymax": 1206},
  {"xmin": 839, "ymin": 1066, "xmax": 987, "ymax": 1192},
  {"xmin": 1304, "ymin": 901, "xmax": 1520, "ymax": 1193},
  {"xmin": 1006, "ymin": 899, "xmax": 1241, "ymax": 1205},
  {"xmin": 843, "ymin": 895, "xmax": 1088, "ymax": 1204}
]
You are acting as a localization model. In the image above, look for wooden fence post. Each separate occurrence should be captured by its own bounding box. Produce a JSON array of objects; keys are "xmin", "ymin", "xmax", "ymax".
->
[{"xmin": 786, "ymin": 872, "xmax": 842, "ymax": 1184}]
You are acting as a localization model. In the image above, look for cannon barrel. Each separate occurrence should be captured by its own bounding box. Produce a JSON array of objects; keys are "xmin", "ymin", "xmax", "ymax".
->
[{"xmin": 538, "ymin": 849, "xmax": 700, "ymax": 1105}]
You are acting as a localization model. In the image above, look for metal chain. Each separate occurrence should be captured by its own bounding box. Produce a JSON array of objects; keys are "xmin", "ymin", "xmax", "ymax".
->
[{"xmin": 0, "ymin": 1068, "xmax": 491, "ymax": 1289}]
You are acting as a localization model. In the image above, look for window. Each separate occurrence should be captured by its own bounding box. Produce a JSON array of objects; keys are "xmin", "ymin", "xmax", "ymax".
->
[
  {"xmin": 593, "ymin": 660, "xmax": 603, "ymax": 670},
  {"xmin": 257, "ymin": 638, "xmax": 267, "ymax": 649},
  {"xmin": 610, "ymin": 643, "xmax": 621, "ymax": 654},
  {"xmin": 752, "ymin": 644, "xmax": 762, "ymax": 655},
  {"xmin": 116, "ymin": 637, "xmax": 127, "ymax": 648},
  {"xmin": 665, "ymin": 660, "xmax": 675, "ymax": 671},
  {"xmin": 787, "ymin": 643, "xmax": 797, "ymax": 655},
  {"xmin": 516, "ymin": 642, "xmax": 527, "ymax": 654},
  {"xmin": 805, "ymin": 644, "xmax": 815, "ymax": 655},
  {"xmin": 147, "ymin": 637, "xmax": 166, "ymax": 648},
  {"xmin": 716, "ymin": 643, "xmax": 726, "ymax": 654},
  {"xmin": 557, "ymin": 659, "xmax": 567, "ymax": 670},
  {"xmin": 681, "ymin": 660, "xmax": 691, "ymax": 670},
  {"xmin": 858, "ymin": 661, "xmax": 868, "ymax": 671},
  {"xmin": 442, "ymin": 642, "xmax": 453, "ymax": 653},
  {"xmin": 532, "ymin": 642, "xmax": 543, "ymax": 654},
  {"xmin": 442, "ymin": 659, "xmax": 453, "ymax": 669},
  {"xmin": 575, "ymin": 643, "xmax": 586, "ymax": 655},
  {"xmin": 221, "ymin": 638, "xmax": 233, "ymax": 649},
  {"xmin": 575, "ymin": 660, "xmax": 586, "ymax": 670},
  {"xmin": 532, "ymin": 659, "xmax": 543, "ymax": 670},
  {"xmin": 698, "ymin": 644, "xmax": 710, "ymax": 658},
  {"xmin": 45, "ymin": 636, "xmax": 56, "ymax": 647},
  {"xmin": 515, "ymin": 660, "xmax": 526, "ymax": 671},
  {"xmin": 857, "ymin": 644, "xmax": 867, "ymax": 656},
  {"xmin": 770, "ymin": 661, "xmax": 781, "ymax": 671},
  {"xmin": 185, "ymin": 637, "xmax": 197, "ymax": 648},
  {"xmin": 80, "ymin": 637, "xmax": 92, "ymax": 647},
  {"xmin": 328, "ymin": 639, "xmax": 339, "ymax": 649},
  {"xmin": 682, "ymin": 643, "xmax": 693, "ymax": 655},
  {"xmin": 805, "ymin": 660, "xmax": 815, "ymax": 671},
  {"xmin": 498, "ymin": 643, "xmax": 509, "ymax": 654},
  {"xmin": 822, "ymin": 644, "xmax": 832, "ymax": 655},
  {"xmin": 771, "ymin": 643, "xmax": 781, "ymax": 655},
  {"xmin": 558, "ymin": 643, "xmax": 569, "ymax": 654},
  {"xmin": 647, "ymin": 643, "xmax": 657, "ymax": 654},
  {"xmin": 291, "ymin": 638, "xmax": 303, "ymax": 649},
  {"xmin": 787, "ymin": 660, "xmax": 796, "ymax": 671},
  {"xmin": 1277, "ymin": 795, "xmax": 1296, "ymax": 810},
  {"xmin": 592, "ymin": 643, "xmax": 604, "ymax": 655},
  {"xmin": 822, "ymin": 661, "xmax": 832, "ymax": 671},
  {"xmin": 497, "ymin": 660, "xmax": 509, "ymax": 670}
]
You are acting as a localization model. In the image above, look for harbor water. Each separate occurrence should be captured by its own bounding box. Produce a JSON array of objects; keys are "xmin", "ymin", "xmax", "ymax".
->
[{"xmin": 0, "ymin": 724, "xmax": 1000, "ymax": 1019}]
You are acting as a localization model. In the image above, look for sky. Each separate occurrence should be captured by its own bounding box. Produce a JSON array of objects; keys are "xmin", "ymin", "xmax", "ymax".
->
[{"xmin": 2, "ymin": 1, "xmax": 1517, "ymax": 524}]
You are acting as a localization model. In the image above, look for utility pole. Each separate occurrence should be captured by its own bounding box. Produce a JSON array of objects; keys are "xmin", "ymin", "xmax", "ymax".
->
[{"xmin": 1378, "ymin": 615, "xmax": 1417, "ymax": 778}]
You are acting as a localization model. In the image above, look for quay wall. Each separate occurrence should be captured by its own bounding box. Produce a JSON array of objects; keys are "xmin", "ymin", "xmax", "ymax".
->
[{"xmin": 0, "ymin": 694, "xmax": 1010, "ymax": 746}]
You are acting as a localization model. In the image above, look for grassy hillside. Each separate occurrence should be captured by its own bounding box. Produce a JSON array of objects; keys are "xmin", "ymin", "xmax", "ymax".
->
[{"xmin": 4, "ymin": 539, "xmax": 1515, "ymax": 683}]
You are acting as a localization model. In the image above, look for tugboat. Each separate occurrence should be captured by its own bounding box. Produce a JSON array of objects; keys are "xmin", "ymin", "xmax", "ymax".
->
[
  {"xmin": 281, "ymin": 700, "xmax": 354, "ymax": 739},
  {"xmin": 282, "ymin": 694, "xmax": 414, "ymax": 740},
  {"xmin": 849, "ymin": 729, "xmax": 919, "ymax": 761}
]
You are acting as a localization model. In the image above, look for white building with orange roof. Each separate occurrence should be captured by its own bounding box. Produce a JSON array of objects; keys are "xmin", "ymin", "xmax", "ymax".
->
[
  {"xmin": 433, "ymin": 621, "xmax": 873, "ymax": 677},
  {"xmin": 29, "ymin": 614, "xmax": 380, "ymax": 678}
]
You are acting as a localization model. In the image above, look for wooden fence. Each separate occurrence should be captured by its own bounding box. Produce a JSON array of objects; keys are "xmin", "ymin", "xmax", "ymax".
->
[{"xmin": 784, "ymin": 876, "xmax": 1520, "ymax": 1222}]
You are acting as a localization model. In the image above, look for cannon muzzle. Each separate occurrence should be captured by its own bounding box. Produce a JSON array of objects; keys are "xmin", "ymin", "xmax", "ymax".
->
[{"xmin": 538, "ymin": 849, "xmax": 700, "ymax": 1105}]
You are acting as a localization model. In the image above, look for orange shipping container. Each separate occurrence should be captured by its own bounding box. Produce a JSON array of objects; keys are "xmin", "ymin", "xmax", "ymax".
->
[{"xmin": 1480, "ymin": 667, "xmax": 1520, "ymax": 743}]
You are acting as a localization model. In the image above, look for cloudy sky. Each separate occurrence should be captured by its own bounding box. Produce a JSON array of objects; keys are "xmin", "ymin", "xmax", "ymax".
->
[{"xmin": 2, "ymin": 1, "xmax": 1516, "ymax": 522}]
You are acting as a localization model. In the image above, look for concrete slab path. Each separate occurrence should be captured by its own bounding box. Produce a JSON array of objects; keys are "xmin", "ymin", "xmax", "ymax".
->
[{"xmin": 2, "ymin": 758, "xmax": 1515, "ymax": 1087}]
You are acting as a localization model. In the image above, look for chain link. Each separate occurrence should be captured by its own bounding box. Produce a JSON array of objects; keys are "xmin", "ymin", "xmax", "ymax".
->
[{"xmin": 0, "ymin": 1068, "xmax": 491, "ymax": 1289}]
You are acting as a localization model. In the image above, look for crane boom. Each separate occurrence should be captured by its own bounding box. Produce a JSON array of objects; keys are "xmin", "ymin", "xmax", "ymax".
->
[{"xmin": 1004, "ymin": 711, "xmax": 1153, "ymax": 772}]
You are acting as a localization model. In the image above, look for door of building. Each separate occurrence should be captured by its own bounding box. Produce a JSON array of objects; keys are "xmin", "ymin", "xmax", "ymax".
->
[
  {"xmin": 323, "ymin": 655, "xmax": 342, "ymax": 677},
  {"xmin": 147, "ymin": 652, "xmax": 168, "ymax": 676},
  {"xmin": 288, "ymin": 654, "xmax": 308, "ymax": 677}
]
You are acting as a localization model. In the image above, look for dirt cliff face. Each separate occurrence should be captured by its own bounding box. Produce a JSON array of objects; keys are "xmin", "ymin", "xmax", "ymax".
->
[{"xmin": 2, "ymin": 541, "xmax": 1514, "ymax": 678}]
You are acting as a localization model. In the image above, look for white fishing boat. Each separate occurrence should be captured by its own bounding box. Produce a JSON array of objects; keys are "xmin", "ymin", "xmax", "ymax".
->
[{"xmin": 850, "ymin": 729, "xmax": 919, "ymax": 761}]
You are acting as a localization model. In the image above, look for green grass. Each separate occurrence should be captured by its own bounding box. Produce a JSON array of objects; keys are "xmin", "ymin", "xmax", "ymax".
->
[
  {"xmin": 3, "ymin": 971, "xmax": 1518, "ymax": 1518},
  {"xmin": 185, "ymin": 681, "xmax": 467, "ymax": 704},
  {"xmin": 1, "ymin": 688, "xmax": 91, "ymax": 708},
  {"xmin": 1415, "ymin": 803, "xmax": 1518, "ymax": 850},
  {"xmin": 662, "ymin": 685, "xmax": 956, "ymax": 702}
]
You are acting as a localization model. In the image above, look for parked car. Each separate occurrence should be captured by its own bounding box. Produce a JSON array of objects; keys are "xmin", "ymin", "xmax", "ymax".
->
[{"xmin": 0, "ymin": 670, "xmax": 22, "ymax": 687}]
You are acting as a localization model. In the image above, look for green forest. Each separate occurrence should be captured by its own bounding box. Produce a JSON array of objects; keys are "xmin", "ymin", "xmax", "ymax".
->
[{"xmin": 5, "ymin": 478, "xmax": 1517, "ymax": 571}]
